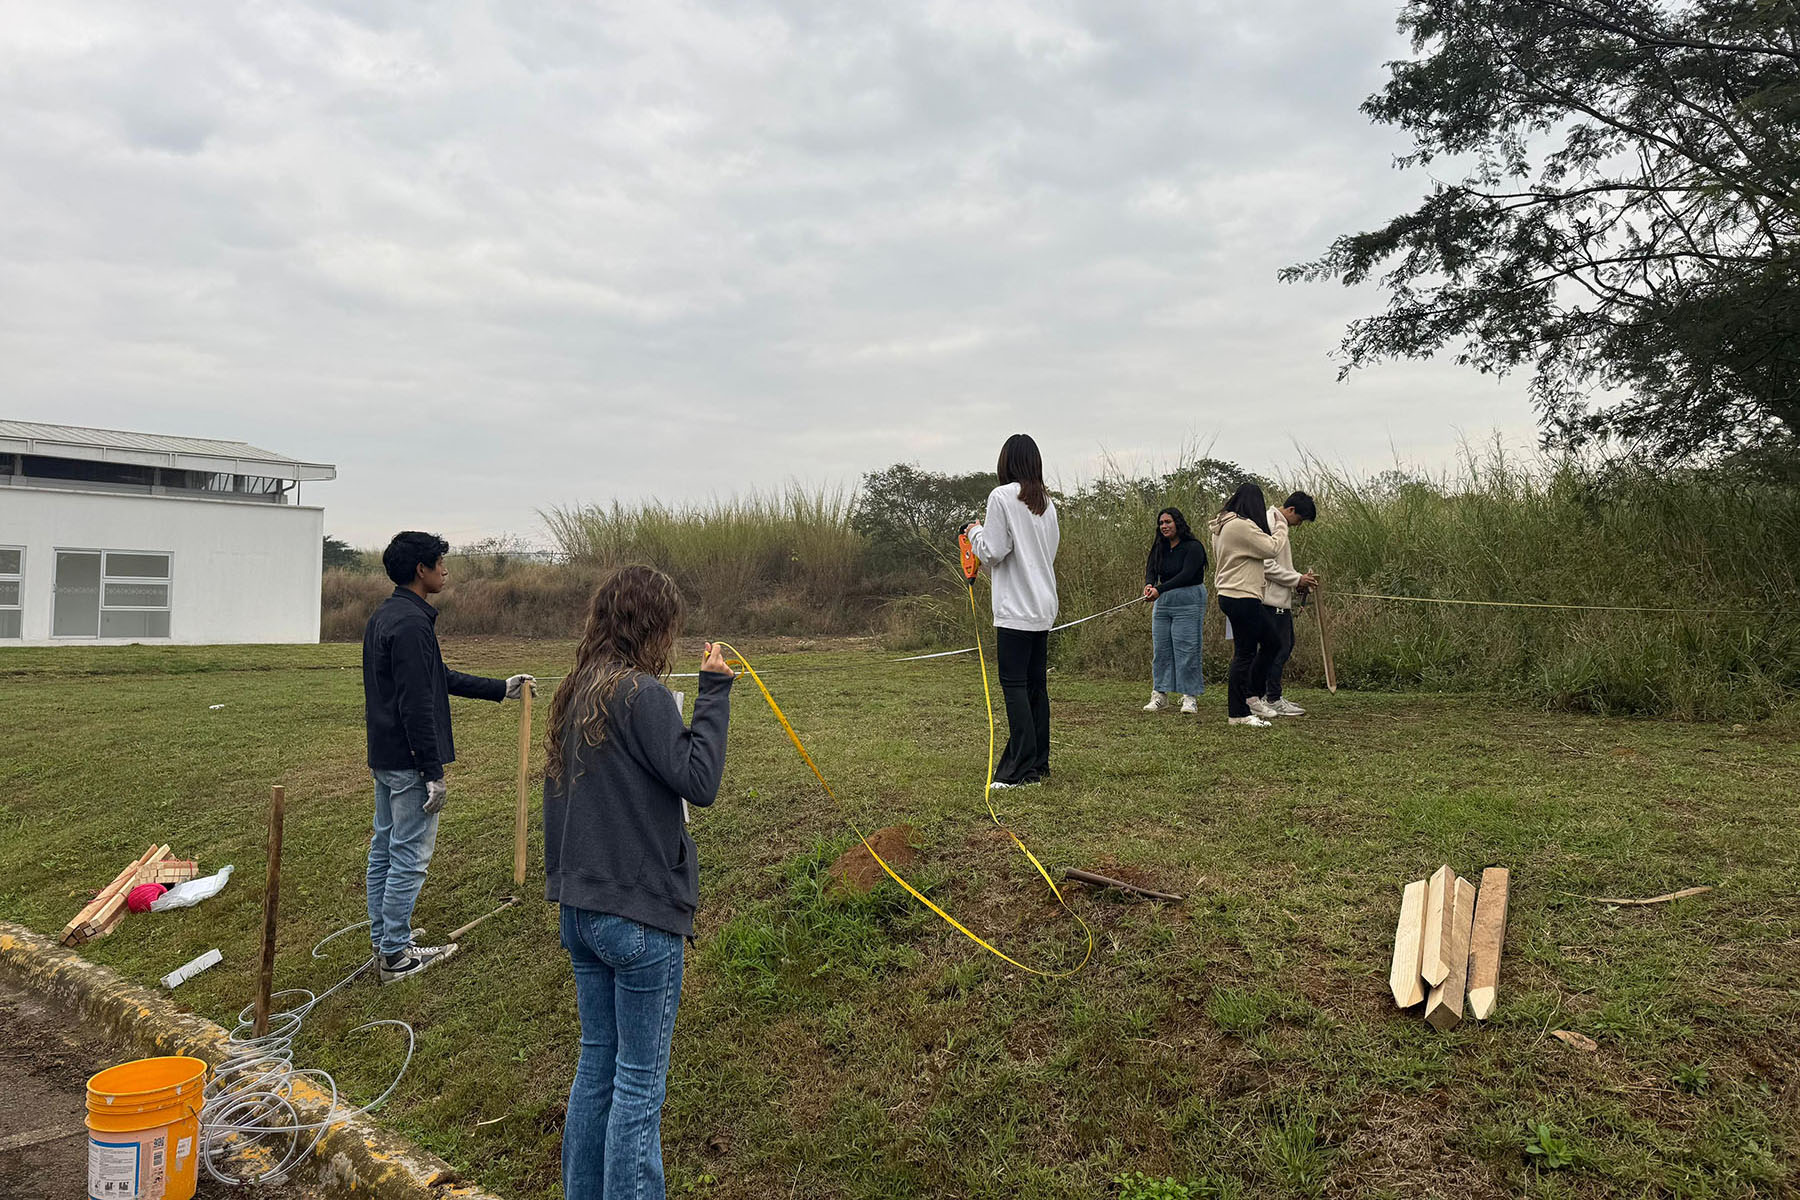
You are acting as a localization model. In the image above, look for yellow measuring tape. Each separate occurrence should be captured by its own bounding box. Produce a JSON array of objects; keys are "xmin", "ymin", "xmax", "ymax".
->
[{"xmin": 716, "ymin": 583, "xmax": 1093, "ymax": 978}]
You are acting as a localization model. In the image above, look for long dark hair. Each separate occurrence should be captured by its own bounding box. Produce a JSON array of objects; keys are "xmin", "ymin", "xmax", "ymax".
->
[
  {"xmin": 544, "ymin": 565, "xmax": 685, "ymax": 780},
  {"xmin": 1146, "ymin": 506, "xmax": 1194, "ymax": 576},
  {"xmin": 998, "ymin": 433, "xmax": 1049, "ymax": 517},
  {"xmin": 1220, "ymin": 483, "xmax": 1271, "ymax": 533}
]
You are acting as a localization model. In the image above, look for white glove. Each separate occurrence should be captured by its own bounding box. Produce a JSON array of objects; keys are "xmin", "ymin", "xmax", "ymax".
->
[
  {"xmin": 506, "ymin": 674, "xmax": 536, "ymax": 700},
  {"xmin": 423, "ymin": 778, "xmax": 448, "ymax": 814}
]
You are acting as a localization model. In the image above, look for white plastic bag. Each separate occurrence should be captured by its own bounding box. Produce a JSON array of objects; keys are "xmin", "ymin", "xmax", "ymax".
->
[{"xmin": 150, "ymin": 864, "xmax": 233, "ymax": 911}]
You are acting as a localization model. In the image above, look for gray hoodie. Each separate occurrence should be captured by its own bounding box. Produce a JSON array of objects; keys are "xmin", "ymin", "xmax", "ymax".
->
[{"xmin": 543, "ymin": 669, "xmax": 733, "ymax": 938}]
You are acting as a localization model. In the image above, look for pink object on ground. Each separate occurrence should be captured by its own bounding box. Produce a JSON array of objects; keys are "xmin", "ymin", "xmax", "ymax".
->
[{"xmin": 126, "ymin": 883, "xmax": 167, "ymax": 913}]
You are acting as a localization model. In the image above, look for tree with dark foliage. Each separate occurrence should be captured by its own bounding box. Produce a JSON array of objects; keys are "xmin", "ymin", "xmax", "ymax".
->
[
  {"xmin": 854, "ymin": 463, "xmax": 997, "ymax": 573},
  {"xmin": 1285, "ymin": 0, "xmax": 1799, "ymax": 468},
  {"xmin": 322, "ymin": 535, "xmax": 362, "ymax": 571}
]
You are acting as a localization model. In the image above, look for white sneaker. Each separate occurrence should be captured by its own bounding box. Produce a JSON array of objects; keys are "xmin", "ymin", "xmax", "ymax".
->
[
  {"xmin": 1142, "ymin": 691, "xmax": 1167, "ymax": 712},
  {"xmin": 1246, "ymin": 697, "xmax": 1278, "ymax": 719},
  {"xmin": 1269, "ymin": 698, "xmax": 1306, "ymax": 717},
  {"xmin": 1228, "ymin": 715, "xmax": 1272, "ymax": 727},
  {"xmin": 1179, "ymin": 695, "xmax": 1198, "ymax": 714}
]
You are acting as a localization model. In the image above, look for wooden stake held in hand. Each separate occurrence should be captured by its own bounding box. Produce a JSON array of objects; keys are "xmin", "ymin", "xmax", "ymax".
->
[
  {"xmin": 253, "ymin": 785, "xmax": 285, "ymax": 1039},
  {"xmin": 514, "ymin": 682, "xmax": 534, "ymax": 887},
  {"xmin": 1312, "ymin": 585, "xmax": 1338, "ymax": 693}
]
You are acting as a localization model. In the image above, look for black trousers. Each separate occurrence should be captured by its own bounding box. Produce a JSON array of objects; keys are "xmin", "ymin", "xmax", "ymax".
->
[
  {"xmin": 1254, "ymin": 606, "xmax": 1296, "ymax": 700},
  {"xmin": 994, "ymin": 627, "xmax": 1050, "ymax": 784},
  {"xmin": 1217, "ymin": 595, "xmax": 1273, "ymax": 718}
]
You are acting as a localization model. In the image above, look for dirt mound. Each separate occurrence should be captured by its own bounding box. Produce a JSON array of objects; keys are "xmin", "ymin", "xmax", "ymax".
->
[{"xmin": 828, "ymin": 825, "xmax": 920, "ymax": 894}]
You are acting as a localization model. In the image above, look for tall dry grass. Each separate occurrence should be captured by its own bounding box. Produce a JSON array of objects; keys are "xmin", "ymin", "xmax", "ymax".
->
[
  {"xmin": 1050, "ymin": 446, "xmax": 1800, "ymax": 719},
  {"xmin": 320, "ymin": 450, "xmax": 1800, "ymax": 718},
  {"xmin": 541, "ymin": 486, "xmax": 877, "ymax": 633}
]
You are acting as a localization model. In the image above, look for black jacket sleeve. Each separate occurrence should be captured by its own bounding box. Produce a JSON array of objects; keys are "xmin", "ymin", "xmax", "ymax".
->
[
  {"xmin": 1145, "ymin": 548, "xmax": 1157, "ymax": 588},
  {"xmin": 621, "ymin": 671, "xmax": 734, "ymax": 807},
  {"xmin": 447, "ymin": 668, "xmax": 507, "ymax": 702},
  {"xmin": 392, "ymin": 624, "xmax": 447, "ymax": 781}
]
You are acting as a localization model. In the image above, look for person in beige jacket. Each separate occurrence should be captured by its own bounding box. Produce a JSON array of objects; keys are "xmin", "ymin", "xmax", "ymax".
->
[
  {"xmin": 1254, "ymin": 492, "xmax": 1319, "ymax": 717},
  {"xmin": 1209, "ymin": 483, "xmax": 1284, "ymax": 726}
]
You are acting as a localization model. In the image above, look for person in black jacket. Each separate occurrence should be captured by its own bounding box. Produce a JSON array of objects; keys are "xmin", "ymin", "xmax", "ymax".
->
[
  {"xmin": 541, "ymin": 565, "xmax": 735, "ymax": 1200},
  {"xmin": 363, "ymin": 531, "xmax": 533, "ymax": 983},
  {"xmin": 1140, "ymin": 506, "xmax": 1208, "ymax": 713}
]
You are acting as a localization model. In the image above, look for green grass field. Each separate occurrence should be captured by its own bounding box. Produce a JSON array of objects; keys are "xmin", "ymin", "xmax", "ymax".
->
[{"xmin": 2, "ymin": 637, "xmax": 1796, "ymax": 1198}]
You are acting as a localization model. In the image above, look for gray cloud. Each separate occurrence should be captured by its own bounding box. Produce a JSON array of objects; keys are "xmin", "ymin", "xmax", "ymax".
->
[{"xmin": 1, "ymin": 1, "xmax": 1535, "ymax": 545}]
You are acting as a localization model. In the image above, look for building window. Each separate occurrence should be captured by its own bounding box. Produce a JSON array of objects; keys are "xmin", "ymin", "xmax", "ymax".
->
[
  {"xmin": 0, "ymin": 547, "xmax": 20, "ymax": 638},
  {"xmin": 53, "ymin": 549, "xmax": 172, "ymax": 638}
]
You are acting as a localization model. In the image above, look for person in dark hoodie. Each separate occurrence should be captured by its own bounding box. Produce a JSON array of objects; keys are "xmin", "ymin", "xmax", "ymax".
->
[
  {"xmin": 363, "ymin": 531, "xmax": 533, "ymax": 983},
  {"xmin": 541, "ymin": 565, "xmax": 735, "ymax": 1200}
]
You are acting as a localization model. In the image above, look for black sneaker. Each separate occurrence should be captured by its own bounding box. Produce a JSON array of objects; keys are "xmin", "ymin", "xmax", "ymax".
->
[
  {"xmin": 379, "ymin": 942, "xmax": 457, "ymax": 983},
  {"xmin": 369, "ymin": 929, "xmax": 427, "ymax": 971}
]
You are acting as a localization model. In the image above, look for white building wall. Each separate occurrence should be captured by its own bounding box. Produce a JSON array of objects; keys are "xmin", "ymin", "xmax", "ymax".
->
[{"xmin": 0, "ymin": 486, "xmax": 324, "ymax": 645}]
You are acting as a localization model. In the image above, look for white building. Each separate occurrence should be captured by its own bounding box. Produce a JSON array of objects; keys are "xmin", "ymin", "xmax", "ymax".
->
[{"xmin": 0, "ymin": 421, "xmax": 336, "ymax": 645}]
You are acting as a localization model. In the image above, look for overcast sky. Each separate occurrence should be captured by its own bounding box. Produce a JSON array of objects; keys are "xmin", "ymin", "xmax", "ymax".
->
[{"xmin": 1, "ymin": 1, "xmax": 1535, "ymax": 546}]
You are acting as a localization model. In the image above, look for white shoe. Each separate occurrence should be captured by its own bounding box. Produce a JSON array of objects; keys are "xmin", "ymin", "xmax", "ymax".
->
[
  {"xmin": 1269, "ymin": 698, "xmax": 1306, "ymax": 716},
  {"xmin": 1228, "ymin": 715, "xmax": 1272, "ymax": 727},
  {"xmin": 1142, "ymin": 691, "xmax": 1167, "ymax": 711},
  {"xmin": 1179, "ymin": 695, "xmax": 1198, "ymax": 714},
  {"xmin": 1246, "ymin": 697, "xmax": 1278, "ymax": 719}
]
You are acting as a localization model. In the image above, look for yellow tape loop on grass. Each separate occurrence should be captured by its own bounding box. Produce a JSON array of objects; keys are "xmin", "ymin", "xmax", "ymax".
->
[{"xmin": 717, "ymin": 588, "xmax": 1093, "ymax": 978}]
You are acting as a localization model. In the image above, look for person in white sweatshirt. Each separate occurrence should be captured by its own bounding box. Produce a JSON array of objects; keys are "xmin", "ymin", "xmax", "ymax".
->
[
  {"xmin": 963, "ymin": 433, "xmax": 1060, "ymax": 788},
  {"xmin": 1253, "ymin": 492, "xmax": 1319, "ymax": 717}
]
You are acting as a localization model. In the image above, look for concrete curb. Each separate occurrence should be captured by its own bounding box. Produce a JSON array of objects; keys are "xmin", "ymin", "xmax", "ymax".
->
[{"xmin": 0, "ymin": 921, "xmax": 507, "ymax": 1200}]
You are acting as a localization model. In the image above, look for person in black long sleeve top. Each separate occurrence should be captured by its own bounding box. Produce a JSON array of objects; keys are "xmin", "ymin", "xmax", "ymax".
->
[
  {"xmin": 362, "ymin": 532, "xmax": 534, "ymax": 983},
  {"xmin": 1140, "ymin": 507, "xmax": 1209, "ymax": 713}
]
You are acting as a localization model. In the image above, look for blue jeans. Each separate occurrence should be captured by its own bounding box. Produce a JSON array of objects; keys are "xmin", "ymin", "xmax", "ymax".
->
[
  {"xmin": 1151, "ymin": 585, "xmax": 1206, "ymax": 696},
  {"xmin": 366, "ymin": 768, "xmax": 440, "ymax": 957},
  {"xmin": 561, "ymin": 907, "xmax": 685, "ymax": 1200}
]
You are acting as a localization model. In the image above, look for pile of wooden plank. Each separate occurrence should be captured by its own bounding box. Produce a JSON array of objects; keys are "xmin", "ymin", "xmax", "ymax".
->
[
  {"xmin": 1389, "ymin": 865, "xmax": 1510, "ymax": 1030},
  {"xmin": 58, "ymin": 843, "xmax": 200, "ymax": 946}
]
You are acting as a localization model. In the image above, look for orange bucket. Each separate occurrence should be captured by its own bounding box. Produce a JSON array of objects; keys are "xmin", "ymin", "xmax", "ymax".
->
[{"xmin": 85, "ymin": 1056, "xmax": 207, "ymax": 1200}]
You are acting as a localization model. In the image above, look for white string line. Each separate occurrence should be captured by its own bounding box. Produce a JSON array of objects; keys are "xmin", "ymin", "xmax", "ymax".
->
[
  {"xmin": 1331, "ymin": 590, "xmax": 1778, "ymax": 616},
  {"xmin": 530, "ymin": 595, "xmax": 1150, "ymax": 683}
]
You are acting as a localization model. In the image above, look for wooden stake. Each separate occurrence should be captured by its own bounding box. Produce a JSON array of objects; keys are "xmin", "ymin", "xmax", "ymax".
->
[
  {"xmin": 253, "ymin": 785, "xmax": 284, "ymax": 1039},
  {"xmin": 1424, "ymin": 874, "xmax": 1476, "ymax": 1031},
  {"xmin": 1312, "ymin": 585, "xmax": 1338, "ymax": 693},
  {"xmin": 1389, "ymin": 878, "xmax": 1429, "ymax": 1008},
  {"xmin": 1420, "ymin": 865, "xmax": 1455, "ymax": 987},
  {"xmin": 60, "ymin": 843, "xmax": 158, "ymax": 945},
  {"xmin": 73, "ymin": 846, "xmax": 173, "ymax": 945},
  {"xmin": 1467, "ymin": 867, "xmax": 1510, "ymax": 1020},
  {"xmin": 514, "ymin": 682, "xmax": 534, "ymax": 888}
]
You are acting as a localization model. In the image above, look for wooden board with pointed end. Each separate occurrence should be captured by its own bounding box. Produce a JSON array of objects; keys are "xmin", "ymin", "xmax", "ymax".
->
[
  {"xmin": 1424, "ymin": 874, "xmax": 1477, "ymax": 1031},
  {"xmin": 1389, "ymin": 878, "xmax": 1430, "ymax": 1007},
  {"xmin": 1312, "ymin": 586, "xmax": 1338, "ymax": 693},
  {"xmin": 514, "ymin": 682, "xmax": 534, "ymax": 887},
  {"xmin": 59, "ymin": 843, "xmax": 159, "ymax": 945},
  {"xmin": 1466, "ymin": 866, "xmax": 1510, "ymax": 1020},
  {"xmin": 1420, "ymin": 865, "xmax": 1455, "ymax": 987}
]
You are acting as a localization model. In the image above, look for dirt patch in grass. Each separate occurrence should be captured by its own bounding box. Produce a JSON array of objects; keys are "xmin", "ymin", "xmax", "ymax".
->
[{"xmin": 828, "ymin": 824, "xmax": 919, "ymax": 894}]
